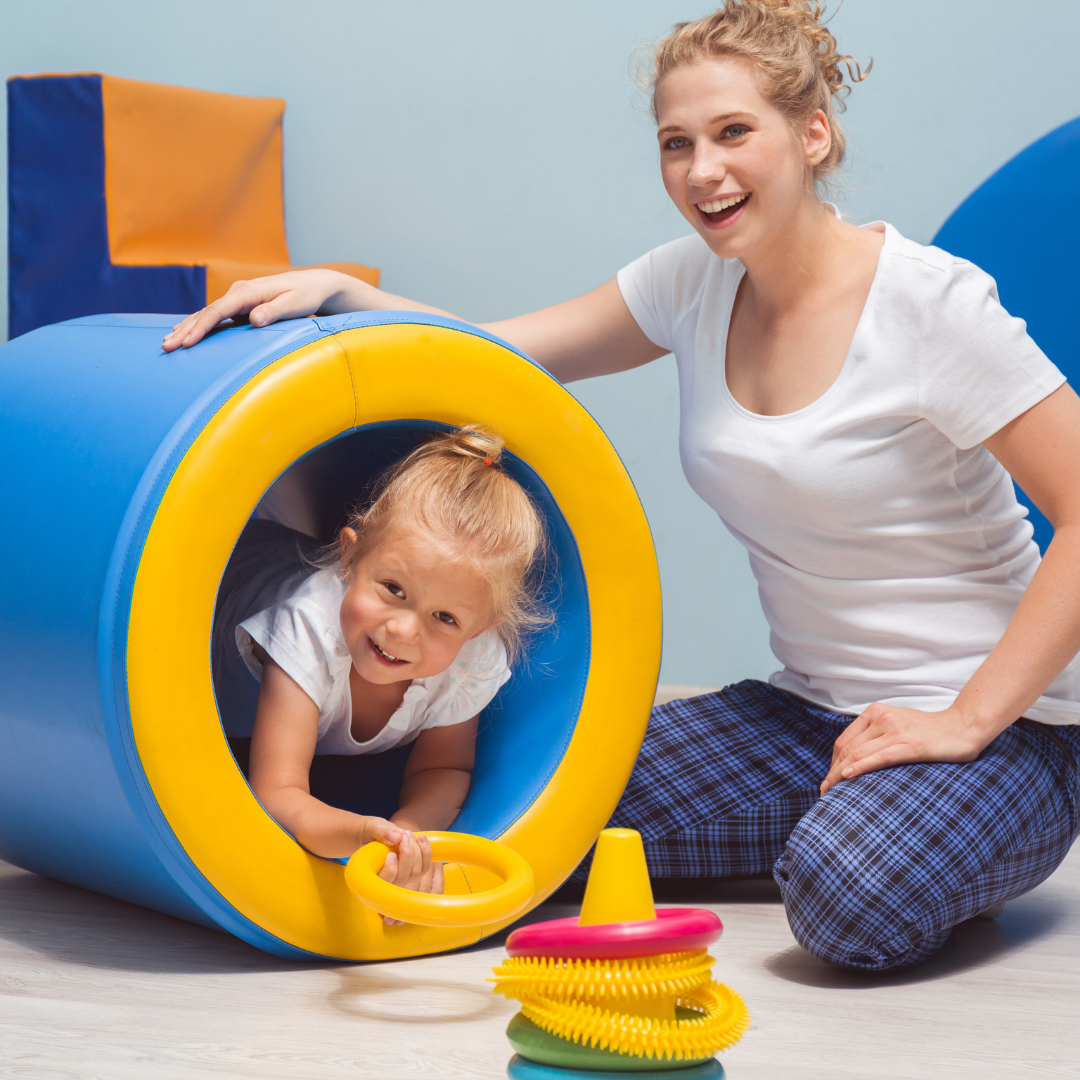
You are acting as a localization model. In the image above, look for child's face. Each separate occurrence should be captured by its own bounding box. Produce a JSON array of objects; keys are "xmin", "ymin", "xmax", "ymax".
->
[{"xmin": 338, "ymin": 529, "xmax": 496, "ymax": 685}]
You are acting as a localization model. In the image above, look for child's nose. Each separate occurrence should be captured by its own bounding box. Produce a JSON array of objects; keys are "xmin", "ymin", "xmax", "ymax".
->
[{"xmin": 386, "ymin": 611, "xmax": 421, "ymax": 643}]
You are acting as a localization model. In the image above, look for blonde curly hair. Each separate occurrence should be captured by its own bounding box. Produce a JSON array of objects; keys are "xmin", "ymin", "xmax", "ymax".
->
[{"xmin": 647, "ymin": 0, "xmax": 870, "ymax": 182}]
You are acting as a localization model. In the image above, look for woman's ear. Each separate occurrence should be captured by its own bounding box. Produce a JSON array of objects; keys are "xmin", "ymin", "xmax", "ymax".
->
[
  {"xmin": 339, "ymin": 526, "xmax": 359, "ymax": 568},
  {"xmin": 803, "ymin": 108, "xmax": 831, "ymax": 169}
]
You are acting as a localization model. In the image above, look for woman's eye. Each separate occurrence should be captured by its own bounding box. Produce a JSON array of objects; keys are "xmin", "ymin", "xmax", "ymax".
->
[
  {"xmin": 663, "ymin": 136, "xmax": 691, "ymax": 150},
  {"xmin": 382, "ymin": 581, "xmax": 405, "ymax": 598},
  {"xmin": 434, "ymin": 611, "xmax": 458, "ymax": 626},
  {"xmin": 724, "ymin": 125, "xmax": 749, "ymax": 139}
]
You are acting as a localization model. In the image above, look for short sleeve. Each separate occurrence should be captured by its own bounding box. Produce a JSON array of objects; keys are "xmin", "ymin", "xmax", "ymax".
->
[
  {"xmin": 918, "ymin": 256, "xmax": 1065, "ymax": 449},
  {"xmin": 616, "ymin": 234, "xmax": 716, "ymax": 353},
  {"xmin": 235, "ymin": 571, "xmax": 347, "ymax": 712},
  {"xmin": 419, "ymin": 631, "xmax": 511, "ymax": 729}
]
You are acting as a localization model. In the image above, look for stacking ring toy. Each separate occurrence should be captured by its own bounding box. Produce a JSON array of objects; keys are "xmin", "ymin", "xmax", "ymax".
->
[
  {"xmin": 345, "ymin": 832, "xmax": 535, "ymax": 927},
  {"xmin": 0, "ymin": 311, "xmax": 662, "ymax": 961},
  {"xmin": 492, "ymin": 830, "xmax": 749, "ymax": 1071}
]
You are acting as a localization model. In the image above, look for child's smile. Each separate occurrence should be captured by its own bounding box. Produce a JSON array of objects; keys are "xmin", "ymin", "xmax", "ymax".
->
[{"xmin": 368, "ymin": 636, "xmax": 409, "ymax": 666}]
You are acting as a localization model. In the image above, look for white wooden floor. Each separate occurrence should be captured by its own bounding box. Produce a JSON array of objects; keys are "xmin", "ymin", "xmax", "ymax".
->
[{"xmin": 2, "ymin": 688, "xmax": 1077, "ymax": 1079}]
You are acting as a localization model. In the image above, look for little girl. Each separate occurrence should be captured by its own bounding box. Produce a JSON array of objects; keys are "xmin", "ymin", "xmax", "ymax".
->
[{"xmin": 215, "ymin": 425, "xmax": 546, "ymax": 910}]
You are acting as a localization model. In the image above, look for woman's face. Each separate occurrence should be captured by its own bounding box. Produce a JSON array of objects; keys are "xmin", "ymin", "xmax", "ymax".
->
[{"xmin": 654, "ymin": 57, "xmax": 830, "ymax": 261}]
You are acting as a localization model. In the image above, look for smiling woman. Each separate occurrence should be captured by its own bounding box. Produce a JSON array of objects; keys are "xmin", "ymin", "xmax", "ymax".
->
[{"xmin": 160, "ymin": 0, "xmax": 1080, "ymax": 976}]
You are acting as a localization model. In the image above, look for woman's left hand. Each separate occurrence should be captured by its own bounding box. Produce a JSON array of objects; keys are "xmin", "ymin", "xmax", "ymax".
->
[{"xmin": 820, "ymin": 703, "xmax": 994, "ymax": 795}]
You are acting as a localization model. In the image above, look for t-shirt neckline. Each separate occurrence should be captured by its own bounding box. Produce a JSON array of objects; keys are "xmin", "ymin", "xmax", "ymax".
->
[{"xmin": 720, "ymin": 221, "xmax": 890, "ymax": 423}]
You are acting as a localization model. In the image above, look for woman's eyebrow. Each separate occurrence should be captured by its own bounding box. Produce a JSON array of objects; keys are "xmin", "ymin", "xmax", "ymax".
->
[{"xmin": 658, "ymin": 111, "xmax": 756, "ymax": 137}]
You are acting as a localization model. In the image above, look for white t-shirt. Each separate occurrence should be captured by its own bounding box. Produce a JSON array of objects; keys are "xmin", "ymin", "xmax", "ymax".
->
[
  {"xmin": 215, "ymin": 521, "xmax": 511, "ymax": 753},
  {"xmin": 618, "ymin": 222, "xmax": 1079, "ymax": 725}
]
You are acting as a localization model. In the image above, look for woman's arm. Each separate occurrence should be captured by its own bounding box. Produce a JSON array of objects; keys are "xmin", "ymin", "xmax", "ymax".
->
[
  {"xmin": 821, "ymin": 383, "xmax": 1080, "ymax": 791},
  {"xmin": 391, "ymin": 718, "xmax": 479, "ymax": 833},
  {"xmin": 249, "ymin": 658, "xmax": 435, "ymax": 895},
  {"xmin": 162, "ymin": 270, "xmax": 665, "ymax": 383},
  {"xmin": 481, "ymin": 279, "xmax": 667, "ymax": 383}
]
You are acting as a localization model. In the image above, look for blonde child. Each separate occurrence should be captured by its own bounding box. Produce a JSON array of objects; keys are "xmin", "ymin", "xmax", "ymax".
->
[{"xmin": 226, "ymin": 426, "xmax": 546, "ymax": 913}]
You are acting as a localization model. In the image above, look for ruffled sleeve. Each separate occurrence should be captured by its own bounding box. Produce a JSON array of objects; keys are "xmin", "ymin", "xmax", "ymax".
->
[
  {"xmin": 235, "ymin": 568, "xmax": 350, "ymax": 714},
  {"xmin": 416, "ymin": 630, "xmax": 511, "ymax": 729}
]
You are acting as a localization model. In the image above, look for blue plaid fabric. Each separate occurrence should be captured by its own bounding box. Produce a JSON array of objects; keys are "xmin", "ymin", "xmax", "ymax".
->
[{"xmin": 581, "ymin": 679, "xmax": 1080, "ymax": 973}]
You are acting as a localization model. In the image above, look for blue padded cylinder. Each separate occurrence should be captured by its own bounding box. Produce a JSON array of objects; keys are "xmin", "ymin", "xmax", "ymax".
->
[{"xmin": 0, "ymin": 310, "xmax": 660, "ymax": 961}]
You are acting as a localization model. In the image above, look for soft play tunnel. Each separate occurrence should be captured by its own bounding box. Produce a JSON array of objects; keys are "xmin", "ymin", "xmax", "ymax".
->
[{"xmin": 0, "ymin": 311, "xmax": 661, "ymax": 961}]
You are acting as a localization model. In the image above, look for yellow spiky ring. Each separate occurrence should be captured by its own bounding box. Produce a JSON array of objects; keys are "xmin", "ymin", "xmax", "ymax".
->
[{"xmin": 492, "ymin": 829, "xmax": 750, "ymax": 1075}]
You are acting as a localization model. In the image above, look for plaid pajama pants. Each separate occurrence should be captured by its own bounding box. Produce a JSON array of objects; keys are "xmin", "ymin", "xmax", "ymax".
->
[{"xmin": 583, "ymin": 679, "xmax": 1080, "ymax": 974}]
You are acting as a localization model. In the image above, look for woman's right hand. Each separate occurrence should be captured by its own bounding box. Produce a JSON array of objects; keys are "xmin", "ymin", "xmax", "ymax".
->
[{"xmin": 161, "ymin": 269, "xmax": 372, "ymax": 353}]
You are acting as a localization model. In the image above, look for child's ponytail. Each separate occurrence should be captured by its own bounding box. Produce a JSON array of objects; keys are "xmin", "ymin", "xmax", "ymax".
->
[{"xmin": 439, "ymin": 424, "xmax": 506, "ymax": 469}]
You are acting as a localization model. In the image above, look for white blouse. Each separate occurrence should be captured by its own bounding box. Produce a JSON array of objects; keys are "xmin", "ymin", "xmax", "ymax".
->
[
  {"xmin": 233, "ymin": 564, "xmax": 510, "ymax": 755},
  {"xmin": 618, "ymin": 222, "xmax": 1078, "ymax": 725}
]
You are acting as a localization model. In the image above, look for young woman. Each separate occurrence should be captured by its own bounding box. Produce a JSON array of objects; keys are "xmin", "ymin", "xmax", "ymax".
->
[{"xmin": 166, "ymin": 0, "xmax": 1080, "ymax": 972}]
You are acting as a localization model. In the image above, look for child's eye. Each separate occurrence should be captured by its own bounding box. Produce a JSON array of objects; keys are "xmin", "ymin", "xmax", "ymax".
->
[
  {"xmin": 434, "ymin": 611, "xmax": 458, "ymax": 626},
  {"xmin": 382, "ymin": 581, "xmax": 405, "ymax": 598}
]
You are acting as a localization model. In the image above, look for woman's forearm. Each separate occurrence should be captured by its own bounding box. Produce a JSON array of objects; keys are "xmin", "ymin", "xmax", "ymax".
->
[
  {"xmin": 323, "ymin": 273, "xmax": 456, "ymax": 319},
  {"xmin": 392, "ymin": 768, "xmax": 472, "ymax": 832},
  {"xmin": 953, "ymin": 520, "xmax": 1080, "ymax": 739}
]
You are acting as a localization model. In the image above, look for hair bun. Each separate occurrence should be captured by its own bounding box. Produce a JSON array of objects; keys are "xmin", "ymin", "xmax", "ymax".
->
[{"xmin": 444, "ymin": 423, "xmax": 505, "ymax": 467}]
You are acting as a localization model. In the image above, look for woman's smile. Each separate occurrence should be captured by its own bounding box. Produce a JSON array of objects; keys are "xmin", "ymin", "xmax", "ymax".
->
[{"xmin": 695, "ymin": 191, "xmax": 751, "ymax": 228}]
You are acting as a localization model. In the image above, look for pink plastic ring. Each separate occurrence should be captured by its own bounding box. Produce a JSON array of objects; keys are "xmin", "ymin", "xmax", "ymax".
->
[{"xmin": 506, "ymin": 907, "xmax": 723, "ymax": 959}]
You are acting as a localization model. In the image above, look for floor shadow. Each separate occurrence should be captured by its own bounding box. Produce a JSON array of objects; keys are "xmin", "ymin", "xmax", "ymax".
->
[
  {"xmin": 651, "ymin": 876, "xmax": 784, "ymax": 905},
  {"xmin": 548, "ymin": 874, "xmax": 783, "ymax": 907},
  {"xmin": 0, "ymin": 865, "xmax": 339, "ymax": 976},
  {"xmin": 329, "ymin": 967, "xmax": 508, "ymax": 1024},
  {"xmin": 764, "ymin": 896, "xmax": 1068, "ymax": 988}
]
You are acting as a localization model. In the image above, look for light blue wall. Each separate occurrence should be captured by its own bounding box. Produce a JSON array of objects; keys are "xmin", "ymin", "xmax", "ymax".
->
[{"xmin": 3, "ymin": 2, "xmax": 1079, "ymax": 686}]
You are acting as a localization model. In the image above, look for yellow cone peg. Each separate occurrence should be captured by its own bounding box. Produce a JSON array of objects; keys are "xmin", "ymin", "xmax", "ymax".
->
[
  {"xmin": 491, "ymin": 828, "xmax": 749, "ymax": 1073},
  {"xmin": 578, "ymin": 827, "xmax": 657, "ymax": 926}
]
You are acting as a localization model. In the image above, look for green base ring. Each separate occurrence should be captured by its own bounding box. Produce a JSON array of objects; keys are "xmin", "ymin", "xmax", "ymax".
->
[{"xmin": 506, "ymin": 1012, "xmax": 716, "ymax": 1073}]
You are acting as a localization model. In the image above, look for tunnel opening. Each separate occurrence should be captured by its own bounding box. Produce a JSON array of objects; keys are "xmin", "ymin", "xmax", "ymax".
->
[{"xmin": 211, "ymin": 420, "xmax": 590, "ymax": 843}]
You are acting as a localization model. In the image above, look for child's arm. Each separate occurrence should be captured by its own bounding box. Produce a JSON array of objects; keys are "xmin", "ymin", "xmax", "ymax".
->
[
  {"xmin": 248, "ymin": 658, "xmax": 431, "ymax": 884},
  {"xmin": 391, "ymin": 718, "xmax": 479, "ymax": 833}
]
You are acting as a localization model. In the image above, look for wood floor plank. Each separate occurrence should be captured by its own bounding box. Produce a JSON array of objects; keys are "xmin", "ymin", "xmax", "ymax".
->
[{"xmin": 1, "ymin": 847, "xmax": 1077, "ymax": 1078}]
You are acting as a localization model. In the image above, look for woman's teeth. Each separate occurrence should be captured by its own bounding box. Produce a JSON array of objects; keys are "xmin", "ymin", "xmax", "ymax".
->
[{"xmin": 699, "ymin": 193, "xmax": 749, "ymax": 213}]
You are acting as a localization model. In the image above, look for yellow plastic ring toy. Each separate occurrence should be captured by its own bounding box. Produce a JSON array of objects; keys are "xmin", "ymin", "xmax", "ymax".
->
[{"xmin": 345, "ymin": 832, "xmax": 536, "ymax": 928}]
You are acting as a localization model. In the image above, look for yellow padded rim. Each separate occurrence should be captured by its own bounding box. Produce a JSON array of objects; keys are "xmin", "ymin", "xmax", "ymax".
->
[{"xmin": 126, "ymin": 324, "xmax": 662, "ymax": 960}]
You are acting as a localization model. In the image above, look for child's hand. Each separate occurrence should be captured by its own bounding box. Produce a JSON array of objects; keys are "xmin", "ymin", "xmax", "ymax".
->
[{"xmin": 375, "ymin": 831, "xmax": 446, "ymax": 927}]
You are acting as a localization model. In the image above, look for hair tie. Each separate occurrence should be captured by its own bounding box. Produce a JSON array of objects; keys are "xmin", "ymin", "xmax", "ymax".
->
[{"xmin": 483, "ymin": 458, "xmax": 493, "ymax": 467}]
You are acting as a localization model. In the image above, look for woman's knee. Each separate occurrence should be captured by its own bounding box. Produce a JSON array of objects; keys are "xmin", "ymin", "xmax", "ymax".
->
[{"xmin": 773, "ymin": 817, "xmax": 947, "ymax": 973}]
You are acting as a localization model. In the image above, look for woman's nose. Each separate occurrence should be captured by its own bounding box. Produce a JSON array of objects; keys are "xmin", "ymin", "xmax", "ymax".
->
[{"xmin": 687, "ymin": 145, "xmax": 726, "ymax": 188}]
